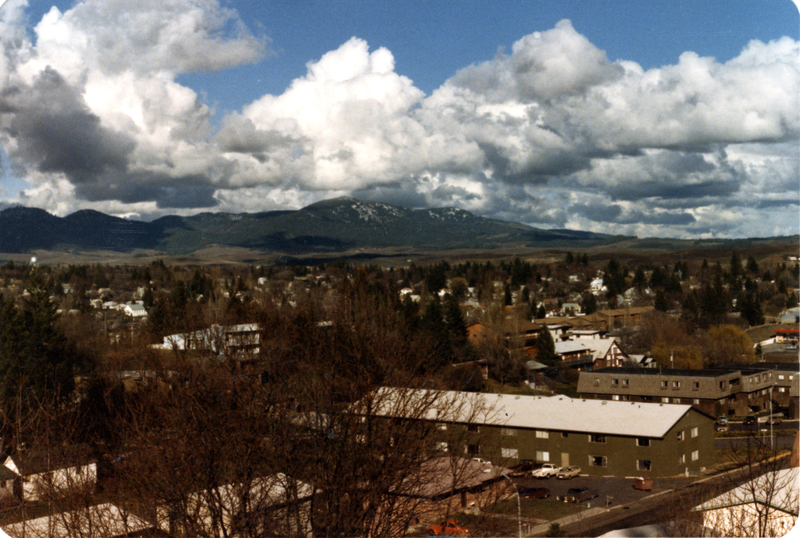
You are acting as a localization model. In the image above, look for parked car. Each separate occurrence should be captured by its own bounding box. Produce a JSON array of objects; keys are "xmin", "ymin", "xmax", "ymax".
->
[
  {"xmin": 518, "ymin": 486, "xmax": 550, "ymax": 499},
  {"xmin": 427, "ymin": 519, "xmax": 469, "ymax": 535},
  {"xmin": 743, "ymin": 415, "xmax": 757, "ymax": 426},
  {"xmin": 714, "ymin": 421, "xmax": 729, "ymax": 432},
  {"xmin": 556, "ymin": 466, "xmax": 581, "ymax": 479},
  {"xmin": 767, "ymin": 414, "xmax": 783, "ymax": 425},
  {"xmin": 508, "ymin": 459, "xmax": 539, "ymax": 477},
  {"xmin": 717, "ymin": 416, "xmax": 728, "ymax": 424},
  {"xmin": 531, "ymin": 463, "xmax": 560, "ymax": 478},
  {"xmin": 559, "ymin": 487, "xmax": 597, "ymax": 503}
]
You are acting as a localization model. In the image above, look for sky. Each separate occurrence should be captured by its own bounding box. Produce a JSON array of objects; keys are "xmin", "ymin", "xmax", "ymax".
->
[{"xmin": 0, "ymin": 0, "xmax": 798, "ymax": 239}]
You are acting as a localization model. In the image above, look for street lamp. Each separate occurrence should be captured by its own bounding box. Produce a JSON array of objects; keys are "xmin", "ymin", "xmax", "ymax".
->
[
  {"xmin": 769, "ymin": 383, "xmax": 775, "ymax": 450},
  {"xmin": 499, "ymin": 472, "xmax": 522, "ymax": 538}
]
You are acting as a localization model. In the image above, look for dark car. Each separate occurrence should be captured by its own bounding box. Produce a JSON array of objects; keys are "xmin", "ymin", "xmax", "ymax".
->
[
  {"xmin": 743, "ymin": 415, "xmax": 757, "ymax": 426},
  {"xmin": 559, "ymin": 487, "xmax": 597, "ymax": 503},
  {"xmin": 509, "ymin": 459, "xmax": 539, "ymax": 477},
  {"xmin": 518, "ymin": 486, "xmax": 550, "ymax": 499}
]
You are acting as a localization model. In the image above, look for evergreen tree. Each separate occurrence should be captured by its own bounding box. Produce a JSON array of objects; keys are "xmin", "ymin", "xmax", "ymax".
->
[
  {"xmin": 582, "ymin": 293, "xmax": 597, "ymax": 315},
  {"xmin": 535, "ymin": 325, "xmax": 558, "ymax": 367},
  {"xmin": 740, "ymin": 293, "xmax": 765, "ymax": 327},
  {"xmin": 503, "ymin": 284, "xmax": 512, "ymax": 306},
  {"xmin": 443, "ymin": 294, "xmax": 467, "ymax": 348},
  {"xmin": 654, "ymin": 290, "xmax": 668, "ymax": 312},
  {"xmin": 0, "ymin": 271, "xmax": 81, "ymax": 443},
  {"xmin": 632, "ymin": 266, "xmax": 646, "ymax": 289},
  {"xmin": 730, "ymin": 251, "xmax": 742, "ymax": 279}
]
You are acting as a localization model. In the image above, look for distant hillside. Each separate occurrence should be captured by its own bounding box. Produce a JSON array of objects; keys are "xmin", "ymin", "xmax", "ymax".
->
[
  {"xmin": 0, "ymin": 198, "xmax": 795, "ymax": 257},
  {"xmin": 0, "ymin": 198, "xmax": 628, "ymax": 255}
]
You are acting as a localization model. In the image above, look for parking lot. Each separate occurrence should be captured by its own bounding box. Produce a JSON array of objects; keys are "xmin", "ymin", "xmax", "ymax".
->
[{"xmin": 511, "ymin": 474, "xmax": 695, "ymax": 507}]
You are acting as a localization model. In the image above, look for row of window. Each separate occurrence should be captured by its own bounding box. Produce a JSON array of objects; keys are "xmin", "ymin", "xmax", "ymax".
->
[
  {"xmin": 501, "ymin": 452, "xmax": 700, "ymax": 469},
  {"xmin": 454, "ymin": 424, "xmax": 701, "ymax": 441}
]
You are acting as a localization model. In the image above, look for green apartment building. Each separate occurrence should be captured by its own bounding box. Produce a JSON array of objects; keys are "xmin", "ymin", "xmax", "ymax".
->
[{"xmin": 370, "ymin": 389, "xmax": 716, "ymax": 478}]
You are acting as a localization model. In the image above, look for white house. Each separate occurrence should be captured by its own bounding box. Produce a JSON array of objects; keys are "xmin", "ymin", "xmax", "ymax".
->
[
  {"xmin": 157, "ymin": 473, "xmax": 315, "ymax": 538},
  {"xmin": 121, "ymin": 303, "xmax": 147, "ymax": 318},
  {"xmin": 152, "ymin": 323, "xmax": 261, "ymax": 355},
  {"xmin": 590, "ymin": 277, "xmax": 607, "ymax": 296},
  {"xmin": 2, "ymin": 449, "xmax": 97, "ymax": 502},
  {"xmin": 2, "ymin": 503, "xmax": 151, "ymax": 538},
  {"xmin": 691, "ymin": 467, "xmax": 798, "ymax": 537}
]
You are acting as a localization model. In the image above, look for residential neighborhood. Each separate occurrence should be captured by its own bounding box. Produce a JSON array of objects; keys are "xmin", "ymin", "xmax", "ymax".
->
[{"xmin": 0, "ymin": 251, "xmax": 796, "ymax": 537}]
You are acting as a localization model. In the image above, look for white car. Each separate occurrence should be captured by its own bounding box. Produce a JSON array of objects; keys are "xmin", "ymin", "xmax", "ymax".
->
[
  {"xmin": 531, "ymin": 463, "xmax": 561, "ymax": 478},
  {"xmin": 556, "ymin": 466, "xmax": 581, "ymax": 479}
]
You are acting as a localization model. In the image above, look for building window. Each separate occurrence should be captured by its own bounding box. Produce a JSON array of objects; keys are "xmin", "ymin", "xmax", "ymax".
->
[
  {"xmin": 622, "ymin": 379, "xmax": 629, "ymax": 386},
  {"xmin": 677, "ymin": 430, "xmax": 684, "ymax": 441},
  {"xmin": 779, "ymin": 387, "xmax": 786, "ymax": 393},
  {"xmin": 673, "ymin": 381, "xmax": 681, "ymax": 389},
  {"xmin": 612, "ymin": 378, "xmax": 619, "ymax": 385},
  {"xmin": 589, "ymin": 456, "xmax": 607, "ymax": 467},
  {"xmin": 679, "ymin": 454, "xmax": 685, "ymax": 464},
  {"xmin": 536, "ymin": 451, "xmax": 550, "ymax": 462},
  {"xmin": 466, "ymin": 444, "xmax": 480, "ymax": 455},
  {"xmin": 692, "ymin": 382, "xmax": 699, "ymax": 390},
  {"xmin": 637, "ymin": 437, "xmax": 650, "ymax": 447},
  {"xmin": 691, "ymin": 450, "xmax": 699, "ymax": 461},
  {"xmin": 501, "ymin": 428, "xmax": 517, "ymax": 437},
  {"xmin": 661, "ymin": 381, "xmax": 668, "ymax": 389},
  {"xmin": 779, "ymin": 374, "xmax": 785, "ymax": 380},
  {"xmin": 438, "ymin": 423, "xmax": 448, "ymax": 431},
  {"xmin": 590, "ymin": 434, "xmax": 606, "ymax": 443},
  {"xmin": 693, "ymin": 399, "xmax": 700, "ymax": 404},
  {"xmin": 662, "ymin": 397, "xmax": 670, "ymax": 403},
  {"xmin": 612, "ymin": 395, "xmax": 620, "ymax": 401},
  {"xmin": 437, "ymin": 442, "xmax": 449, "ymax": 452},
  {"xmin": 502, "ymin": 447, "xmax": 519, "ymax": 459},
  {"xmin": 719, "ymin": 381, "xmax": 726, "ymax": 389},
  {"xmin": 593, "ymin": 378, "xmax": 600, "ymax": 386},
  {"xmin": 467, "ymin": 425, "xmax": 479, "ymax": 432},
  {"xmin": 637, "ymin": 460, "xmax": 651, "ymax": 471},
  {"xmin": 622, "ymin": 395, "xmax": 630, "ymax": 401},
  {"xmin": 536, "ymin": 430, "xmax": 549, "ymax": 439},
  {"xmin": 561, "ymin": 432, "xmax": 569, "ymax": 438},
  {"xmin": 691, "ymin": 427, "xmax": 698, "ymax": 438}
]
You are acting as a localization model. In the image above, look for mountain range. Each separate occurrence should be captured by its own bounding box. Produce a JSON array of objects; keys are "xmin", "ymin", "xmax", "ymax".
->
[
  {"xmin": 0, "ymin": 198, "xmax": 795, "ymax": 257},
  {"xmin": 0, "ymin": 198, "xmax": 628, "ymax": 255}
]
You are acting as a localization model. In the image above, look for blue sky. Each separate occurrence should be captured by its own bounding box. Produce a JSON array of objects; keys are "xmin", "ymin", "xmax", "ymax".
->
[
  {"xmin": 0, "ymin": 0, "xmax": 797, "ymax": 238},
  {"xmin": 190, "ymin": 1, "xmax": 800, "ymax": 115}
]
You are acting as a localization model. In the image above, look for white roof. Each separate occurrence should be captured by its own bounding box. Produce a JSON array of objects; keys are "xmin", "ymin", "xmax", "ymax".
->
[
  {"xmin": 554, "ymin": 340, "xmax": 593, "ymax": 354},
  {"xmin": 3, "ymin": 503, "xmax": 151, "ymax": 538},
  {"xmin": 369, "ymin": 388, "xmax": 697, "ymax": 439}
]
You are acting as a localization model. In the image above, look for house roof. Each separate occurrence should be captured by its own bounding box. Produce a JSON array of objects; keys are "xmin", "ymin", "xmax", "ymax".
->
[
  {"xmin": 4, "ymin": 446, "xmax": 95, "ymax": 477},
  {"xmin": 3, "ymin": 503, "xmax": 151, "ymax": 538},
  {"xmin": 570, "ymin": 338, "xmax": 626, "ymax": 360},
  {"xmin": 367, "ymin": 388, "xmax": 701, "ymax": 439},
  {"xmin": 393, "ymin": 457, "xmax": 507, "ymax": 499},
  {"xmin": 554, "ymin": 340, "xmax": 593, "ymax": 355},
  {"xmin": 693, "ymin": 468, "xmax": 799, "ymax": 516}
]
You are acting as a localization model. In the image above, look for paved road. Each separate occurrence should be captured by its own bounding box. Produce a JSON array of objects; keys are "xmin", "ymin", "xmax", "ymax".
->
[
  {"xmin": 715, "ymin": 433, "xmax": 795, "ymax": 451},
  {"xmin": 726, "ymin": 419, "xmax": 798, "ymax": 432},
  {"xmin": 512, "ymin": 475, "xmax": 694, "ymax": 507}
]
